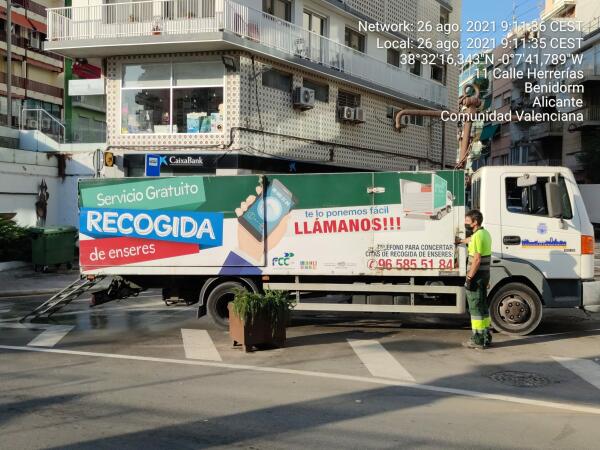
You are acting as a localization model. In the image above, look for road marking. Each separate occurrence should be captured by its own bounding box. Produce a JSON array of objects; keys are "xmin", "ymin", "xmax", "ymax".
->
[
  {"xmin": 0, "ymin": 323, "xmax": 74, "ymax": 347},
  {"xmin": 181, "ymin": 329, "xmax": 222, "ymax": 361},
  {"xmin": 27, "ymin": 325, "xmax": 74, "ymax": 348},
  {"xmin": 1, "ymin": 345, "xmax": 599, "ymax": 415},
  {"xmin": 553, "ymin": 357, "xmax": 600, "ymax": 390},
  {"xmin": 348, "ymin": 339, "xmax": 415, "ymax": 382}
]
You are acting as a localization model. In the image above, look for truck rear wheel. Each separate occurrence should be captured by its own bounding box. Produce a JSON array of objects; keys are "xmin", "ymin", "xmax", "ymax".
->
[
  {"xmin": 206, "ymin": 281, "xmax": 246, "ymax": 329},
  {"xmin": 490, "ymin": 283, "xmax": 542, "ymax": 336}
]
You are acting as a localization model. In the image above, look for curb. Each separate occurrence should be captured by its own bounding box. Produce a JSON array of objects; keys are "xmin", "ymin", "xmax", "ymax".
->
[{"xmin": 0, "ymin": 288, "xmax": 62, "ymax": 298}]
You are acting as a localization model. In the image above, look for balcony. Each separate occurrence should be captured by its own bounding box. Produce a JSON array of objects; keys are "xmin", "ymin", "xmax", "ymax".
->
[
  {"xmin": 541, "ymin": 0, "xmax": 576, "ymax": 21},
  {"xmin": 45, "ymin": 0, "xmax": 448, "ymax": 107},
  {"xmin": 527, "ymin": 122, "xmax": 564, "ymax": 141},
  {"xmin": 570, "ymin": 106, "xmax": 600, "ymax": 130}
]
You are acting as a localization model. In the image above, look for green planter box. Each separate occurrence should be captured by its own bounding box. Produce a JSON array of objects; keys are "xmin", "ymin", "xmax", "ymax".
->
[{"xmin": 30, "ymin": 226, "xmax": 77, "ymax": 271}]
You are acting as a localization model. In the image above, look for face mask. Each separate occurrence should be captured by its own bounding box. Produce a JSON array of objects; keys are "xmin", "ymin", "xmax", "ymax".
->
[{"xmin": 465, "ymin": 224, "xmax": 474, "ymax": 237}]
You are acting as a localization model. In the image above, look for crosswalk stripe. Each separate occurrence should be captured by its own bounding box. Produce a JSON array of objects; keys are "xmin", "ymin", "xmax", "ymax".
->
[
  {"xmin": 181, "ymin": 329, "xmax": 222, "ymax": 361},
  {"xmin": 553, "ymin": 356, "xmax": 600, "ymax": 390},
  {"xmin": 348, "ymin": 339, "xmax": 415, "ymax": 382},
  {"xmin": 27, "ymin": 325, "xmax": 74, "ymax": 348}
]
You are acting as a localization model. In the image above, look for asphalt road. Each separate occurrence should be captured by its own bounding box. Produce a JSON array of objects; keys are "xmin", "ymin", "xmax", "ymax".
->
[{"xmin": 2, "ymin": 291, "xmax": 600, "ymax": 449}]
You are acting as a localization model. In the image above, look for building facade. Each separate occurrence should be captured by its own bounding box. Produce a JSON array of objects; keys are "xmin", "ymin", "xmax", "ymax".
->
[
  {"xmin": 45, "ymin": 0, "xmax": 461, "ymax": 175},
  {"xmin": 1, "ymin": 0, "xmax": 64, "ymax": 130}
]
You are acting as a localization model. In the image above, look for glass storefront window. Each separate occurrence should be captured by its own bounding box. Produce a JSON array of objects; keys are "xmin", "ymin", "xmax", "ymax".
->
[
  {"xmin": 123, "ymin": 64, "xmax": 171, "ymax": 88},
  {"xmin": 121, "ymin": 89, "xmax": 171, "ymax": 134},
  {"xmin": 121, "ymin": 60, "xmax": 224, "ymax": 134}
]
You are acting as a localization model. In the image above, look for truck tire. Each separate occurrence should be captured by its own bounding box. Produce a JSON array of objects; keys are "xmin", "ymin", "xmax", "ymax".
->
[
  {"xmin": 206, "ymin": 281, "xmax": 245, "ymax": 329},
  {"xmin": 489, "ymin": 283, "xmax": 542, "ymax": 336}
]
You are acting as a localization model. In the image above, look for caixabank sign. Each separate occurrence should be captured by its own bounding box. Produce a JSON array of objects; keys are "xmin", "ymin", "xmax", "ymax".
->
[{"xmin": 78, "ymin": 171, "xmax": 465, "ymax": 276}]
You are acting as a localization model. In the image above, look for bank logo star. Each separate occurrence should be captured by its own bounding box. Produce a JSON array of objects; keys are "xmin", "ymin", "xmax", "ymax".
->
[{"xmin": 159, "ymin": 156, "xmax": 168, "ymax": 166}]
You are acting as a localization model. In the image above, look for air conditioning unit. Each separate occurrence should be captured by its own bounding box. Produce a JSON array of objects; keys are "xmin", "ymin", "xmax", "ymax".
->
[
  {"xmin": 26, "ymin": 119, "xmax": 38, "ymax": 129},
  {"xmin": 353, "ymin": 107, "xmax": 365, "ymax": 123},
  {"xmin": 293, "ymin": 87, "xmax": 315, "ymax": 110},
  {"xmin": 337, "ymin": 106, "xmax": 354, "ymax": 121}
]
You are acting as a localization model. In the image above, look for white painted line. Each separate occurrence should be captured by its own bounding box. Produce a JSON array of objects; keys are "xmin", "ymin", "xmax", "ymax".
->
[
  {"xmin": 1, "ymin": 345, "xmax": 600, "ymax": 415},
  {"xmin": 348, "ymin": 339, "xmax": 415, "ymax": 382},
  {"xmin": 0, "ymin": 322, "xmax": 74, "ymax": 347},
  {"xmin": 181, "ymin": 329, "xmax": 222, "ymax": 361},
  {"xmin": 553, "ymin": 357, "xmax": 600, "ymax": 391},
  {"xmin": 27, "ymin": 325, "xmax": 74, "ymax": 348}
]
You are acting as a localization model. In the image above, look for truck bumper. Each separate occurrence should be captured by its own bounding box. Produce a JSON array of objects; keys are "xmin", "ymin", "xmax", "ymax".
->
[{"xmin": 583, "ymin": 281, "xmax": 600, "ymax": 313}]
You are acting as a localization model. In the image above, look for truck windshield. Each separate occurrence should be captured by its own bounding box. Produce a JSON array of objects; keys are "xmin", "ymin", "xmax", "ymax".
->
[{"xmin": 505, "ymin": 176, "xmax": 573, "ymax": 219}]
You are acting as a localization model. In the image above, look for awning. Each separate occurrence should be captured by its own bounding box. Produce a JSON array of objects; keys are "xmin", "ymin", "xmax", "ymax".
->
[
  {"xmin": 0, "ymin": 7, "xmax": 34, "ymax": 30},
  {"xmin": 479, "ymin": 124, "xmax": 500, "ymax": 141},
  {"xmin": 28, "ymin": 58, "xmax": 63, "ymax": 72},
  {"xmin": 28, "ymin": 18, "xmax": 47, "ymax": 34}
]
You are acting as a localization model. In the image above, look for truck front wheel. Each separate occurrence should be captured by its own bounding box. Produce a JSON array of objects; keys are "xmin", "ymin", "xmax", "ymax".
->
[
  {"xmin": 206, "ymin": 281, "xmax": 246, "ymax": 329},
  {"xmin": 489, "ymin": 283, "xmax": 542, "ymax": 336}
]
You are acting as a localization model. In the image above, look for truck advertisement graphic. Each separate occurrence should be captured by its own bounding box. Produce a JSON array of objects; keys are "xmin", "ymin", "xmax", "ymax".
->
[
  {"xmin": 400, "ymin": 173, "xmax": 453, "ymax": 220},
  {"xmin": 78, "ymin": 171, "xmax": 465, "ymax": 276}
]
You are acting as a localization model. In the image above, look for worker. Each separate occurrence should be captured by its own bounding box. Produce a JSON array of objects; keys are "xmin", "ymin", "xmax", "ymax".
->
[{"xmin": 460, "ymin": 209, "xmax": 493, "ymax": 349}]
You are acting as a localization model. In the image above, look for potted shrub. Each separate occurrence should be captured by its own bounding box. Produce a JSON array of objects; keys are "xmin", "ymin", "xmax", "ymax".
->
[
  {"xmin": 152, "ymin": 16, "xmax": 162, "ymax": 35},
  {"xmin": 228, "ymin": 289, "xmax": 295, "ymax": 352}
]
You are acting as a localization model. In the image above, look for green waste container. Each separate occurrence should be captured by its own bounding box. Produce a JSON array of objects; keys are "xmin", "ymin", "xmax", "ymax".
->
[{"xmin": 30, "ymin": 226, "xmax": 77, "ymax": 272}]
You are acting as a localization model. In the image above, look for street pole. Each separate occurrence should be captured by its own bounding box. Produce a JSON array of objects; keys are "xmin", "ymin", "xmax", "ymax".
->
[{"xmin": 6, "ymin": 1, "xmax": 12, "ymax": 127}]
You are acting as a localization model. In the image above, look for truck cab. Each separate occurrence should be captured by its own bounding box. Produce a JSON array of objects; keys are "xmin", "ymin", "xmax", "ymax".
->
[{"xmin": 472, "ymin": 166, "xmax": 596, "ymax": 334}]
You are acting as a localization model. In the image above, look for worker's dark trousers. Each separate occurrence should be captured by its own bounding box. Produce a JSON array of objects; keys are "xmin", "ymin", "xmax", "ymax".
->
[{"xmin": 466, "ymin": 274, "xmax": 491, "ymax": 346}]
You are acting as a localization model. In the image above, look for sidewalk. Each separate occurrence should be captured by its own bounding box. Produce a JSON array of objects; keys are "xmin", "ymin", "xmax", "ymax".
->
[{"xmin": 0, "ymin": 265, "xmax": 80, "ymax": 297}]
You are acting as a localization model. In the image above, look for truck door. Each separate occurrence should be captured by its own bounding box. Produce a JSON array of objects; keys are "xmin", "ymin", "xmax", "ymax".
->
[{"xmin": 499, "ymin": 172, "xmax": 580, "ymax": 279}]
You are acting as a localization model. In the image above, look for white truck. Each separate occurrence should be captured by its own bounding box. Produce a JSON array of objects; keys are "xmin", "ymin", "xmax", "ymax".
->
[{"xmin": 39, "ymin": 165, "xmax": 596, "ymax": 336}]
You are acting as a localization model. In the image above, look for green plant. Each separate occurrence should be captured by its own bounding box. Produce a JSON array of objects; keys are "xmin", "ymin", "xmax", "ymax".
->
[
  {"xmin": 232, "ymin": 289, "xmax": 295, "ymax": 335},
  {"xmin": 0, "ymin": 219, "xmax": 31, "ymax": 262}
]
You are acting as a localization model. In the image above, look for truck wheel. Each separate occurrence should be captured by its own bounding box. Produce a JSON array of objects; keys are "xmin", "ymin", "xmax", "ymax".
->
[
  {"xmin": 490, "ymin": 283, "xmax": 542, "ymax": 336},
  {"xmin": 206, "ymin": 281, "xmax": 245, "ymax": 329}
]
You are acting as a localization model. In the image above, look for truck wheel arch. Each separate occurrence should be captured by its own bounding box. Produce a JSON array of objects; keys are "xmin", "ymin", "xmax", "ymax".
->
[
  {"xmin": 489, "ymin": 258, "xmax": 552, "ymax": 306},
  {"xmin": 197, "ymin": 276, "xmax": 261, "ymax": 319}
]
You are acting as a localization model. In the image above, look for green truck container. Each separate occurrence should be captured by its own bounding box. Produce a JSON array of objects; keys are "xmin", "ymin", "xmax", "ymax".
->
[{"xmin": 31, "ymin": 226, "xmax": 77, "ymax": 272}]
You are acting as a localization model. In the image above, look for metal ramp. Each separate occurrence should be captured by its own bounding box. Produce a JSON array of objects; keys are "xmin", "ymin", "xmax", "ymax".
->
[{"xmin": 21, "ymin": 276, "xmax": 107, "ymax": 322}]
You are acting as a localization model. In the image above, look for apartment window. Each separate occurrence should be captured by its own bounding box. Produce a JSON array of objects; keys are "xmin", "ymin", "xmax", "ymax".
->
[
  {"xmin": 337, "ymin": 90, "xmax": 360, "ymax": 108},
  {"xmin": 28, "ymin": 30, "xmax": 42, "ymax": 50},
  {"xmin": 501, "ymin": 122, "xmax": 510, "ymax": 136},
  {"xmin": 409, "ymin": 115, "xmax": 425, "ymax": 126},
  {"xmin": 263, "ymin": 0, "xmax": 292, "ymax": 22},
  {"xmin": 303, "ymin": 10, "xmax": 325, "ymax": 35},
  {"xmin": 503, "ymin": 93, "xmax": 511, "ymax": 106},
  {"xmin": 121, "ymin": 61, "xmax": 224, "ymax": 134},
  {"xmin": 493, "ymin": 95, "xmax": 502, "ymax": 110},
  {"xmin": 431, "ymin": 63, "xmax": 445, "ymax": 84},
  {"xmin": 410, "ymin": 59, "xmax": 422, "ymax": 76},
  {"xmin": 302, "ymin": 10, "xmax": 326, "ymax": 60},
  {"xmin": 387, "ymin": 48, "xmax": 400, "ymax": 67},
  {"xmin": 262, "ymin": 69, "xmax": 292, "ymax": 92},
  {"xmin": 345, "ymin": 27, "xmax": 365, "ymax": 53},
  {"xmin": 303, "ymin": 79, "xmax": 329, "ymax": 102},
  {"xmin": 440, "ymin": 7, "xmax": 450, "ymax": 29}
]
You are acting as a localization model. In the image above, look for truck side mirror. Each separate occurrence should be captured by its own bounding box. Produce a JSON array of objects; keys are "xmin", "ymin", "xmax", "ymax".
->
[{"xmin": 546, "ymin": 181, "xmax": 564, "ymax": 218}]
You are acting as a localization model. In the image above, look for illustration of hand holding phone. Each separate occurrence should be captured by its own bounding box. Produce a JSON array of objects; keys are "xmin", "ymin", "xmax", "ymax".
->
[{"xmin": 236, "ymin": 179, "xmax": 296, "ymax": 263}]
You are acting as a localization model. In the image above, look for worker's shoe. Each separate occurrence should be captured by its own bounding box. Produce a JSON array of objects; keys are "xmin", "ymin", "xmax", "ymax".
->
[{"xmin": 462, "ymin": 339, "xmax": 485, "ymax": 350}]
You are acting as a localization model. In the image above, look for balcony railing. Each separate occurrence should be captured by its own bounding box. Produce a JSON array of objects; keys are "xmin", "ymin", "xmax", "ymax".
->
[
  {"xmin": 541, "ymin": 0, "xmax": 576, "ymax": 21},
  {"xmin": 528, "ymin": 121, "xmax": 564, "ymax": 139},
  {"xmin": 0, "ymin": 73, "xmax": 63, "ymax": 98},
  {"xmin": 583, "ymin": 17, "xmax": 600, "ymax": 37},
  {"xmin": 580, "ymin": 106, "xmax": 600, "ymax": 122},
  {"xmin": 0, "ymin": 31, "xmax": 64, "ymax": 62},
  {"xmin": 46, "ymin": 0, "xmax": 447, "ymax": 106}
]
